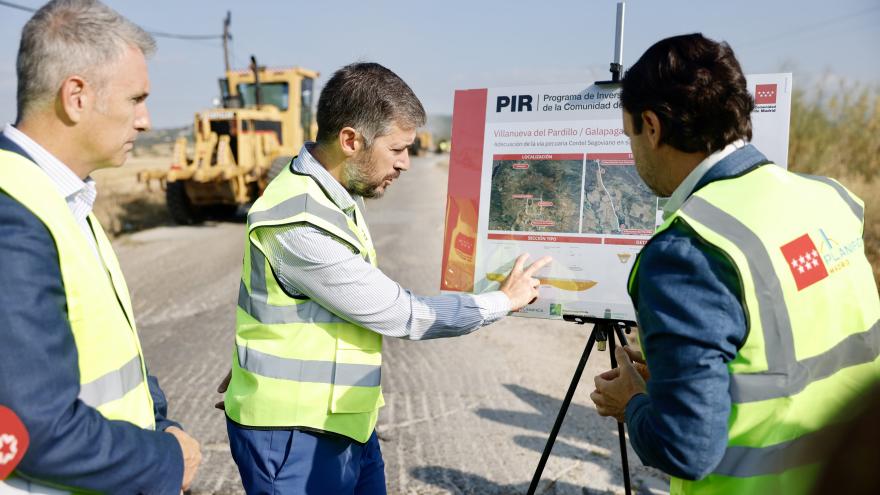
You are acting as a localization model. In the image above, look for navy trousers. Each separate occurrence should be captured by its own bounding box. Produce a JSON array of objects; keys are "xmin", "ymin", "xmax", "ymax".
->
[{"xmin": 227, "ymin": 419, "xmax": 387, "ymax": 495}]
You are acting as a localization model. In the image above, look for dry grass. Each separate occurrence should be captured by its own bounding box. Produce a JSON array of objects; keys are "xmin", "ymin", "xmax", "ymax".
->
[
  {"xmin": 91, "ymin": 155, "xmax": 171, "ymax": 235},
  {"xmin": 833, "ymin": 178, "xmax": 880, "ymax": 286},
  {"xmin": 788, "ymin": 82, "xmax": 880, "ymax": 285}
]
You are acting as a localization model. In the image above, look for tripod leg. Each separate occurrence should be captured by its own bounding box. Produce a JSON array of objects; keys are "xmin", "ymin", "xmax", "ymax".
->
[
  {"xmin": 527, "ymin": 326, "xmax": 599, "ymax": 495},
  {"xmin": 608, "ymin": 328, "xmax": 632, "ymax": 495}
]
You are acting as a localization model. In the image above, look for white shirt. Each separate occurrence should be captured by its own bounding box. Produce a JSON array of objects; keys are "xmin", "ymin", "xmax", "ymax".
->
[
  {"xmin": 662, "ymin": 139, "xmax": 746, "ymax": 220},
  {"xmin": 2, "ymin": 123, "xmax": 100, "ymax": 258},
  {"xmin": 255, "ymin": 143, "xmax": 512, "ymax": 340}
]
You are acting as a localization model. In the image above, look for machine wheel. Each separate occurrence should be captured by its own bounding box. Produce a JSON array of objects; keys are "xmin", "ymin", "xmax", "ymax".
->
[
  {"xmin": 166, "ymin": 181, "xmax": 203, "ymax": 225},
  {"xmin": 267, "ymin": 155, "xmax": 295, "ymax": 182}
]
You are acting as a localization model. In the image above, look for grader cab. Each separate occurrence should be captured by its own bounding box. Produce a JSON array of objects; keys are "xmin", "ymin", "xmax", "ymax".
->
[{"xmin": 139, "ymin": 61, "xmax": 318, "ymax": 224}]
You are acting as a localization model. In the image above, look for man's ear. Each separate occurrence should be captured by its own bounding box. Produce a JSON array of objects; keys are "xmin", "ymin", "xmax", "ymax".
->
[
  {"xmin": 641, "ymin": 110, "xmax": 662, "ymax": 149},
  {"xmin": 58, "ymin": 75, "xmax": 88, "ymax": 124},
  {"xmin": 338, "ymin": 127, "xmax": 361, "ymax": 157}
]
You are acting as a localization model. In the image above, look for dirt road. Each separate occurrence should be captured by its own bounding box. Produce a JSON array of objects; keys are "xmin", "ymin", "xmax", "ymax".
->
[{"xmin": 112, "ymin": 155, "xmax": 667, "ymax": 494}]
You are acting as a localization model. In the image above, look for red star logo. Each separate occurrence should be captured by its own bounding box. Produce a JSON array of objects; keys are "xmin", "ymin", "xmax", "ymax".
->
[
  {"xmin": 780, "ymin": 234, "xmax": 828, "ymax": 290},
  {"xmin": 0, "ymin": 406, "xmax": 29, "ymax": 478},
  {"xmin": 755, "ymin": 84, "xmax": 778, "ymax": 105},
  {"xmin": 0, "ymin": 435, "xmax": 14, "ymax": 459}
]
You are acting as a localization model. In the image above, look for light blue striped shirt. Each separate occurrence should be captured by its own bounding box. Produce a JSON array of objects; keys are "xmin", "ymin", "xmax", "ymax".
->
[
  {"xmin": 256, "ymin": 143, "xmax": 511, "ymax": 340},
  {"xmin": 2, "ymin": 124, "xmax": 99, "ymax": 258}
]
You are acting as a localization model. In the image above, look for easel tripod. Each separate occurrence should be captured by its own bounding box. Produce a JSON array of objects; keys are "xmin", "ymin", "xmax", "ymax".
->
[
  {"xmin": 527, "ymin": 316, "xmax": 635, "ymax": 495},
  {"xmin": 528, "ymin": 2, "xmax": 635, "ymax": 493}
]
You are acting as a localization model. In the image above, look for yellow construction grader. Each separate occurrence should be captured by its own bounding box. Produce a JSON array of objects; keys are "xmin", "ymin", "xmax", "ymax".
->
[{"xmin": 139, "ymin": 58, "xmax": 318, "ymax": 224}]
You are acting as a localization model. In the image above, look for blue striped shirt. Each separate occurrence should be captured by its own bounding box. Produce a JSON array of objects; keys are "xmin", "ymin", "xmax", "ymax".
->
[{"xmin": 255, "ymin": 143, "xmax": 511, "ymax": 340}]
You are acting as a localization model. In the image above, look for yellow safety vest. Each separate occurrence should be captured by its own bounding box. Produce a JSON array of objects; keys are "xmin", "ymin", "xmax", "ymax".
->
[
  {"xmin": 0, "ymin": 150, "xmax": 155, "ymax": 492},
  {"xmin": 225, "ymin": 166, "xmax": 383, "ymax": 443},
  {"xmin": 628, "ymin": 164, "xmax": 880, "ymax": 494}
]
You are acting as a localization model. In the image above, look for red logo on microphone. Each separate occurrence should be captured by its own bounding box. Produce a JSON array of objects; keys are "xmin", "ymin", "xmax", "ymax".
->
[{"xmin": 0, "ymin": 406, "xmax": 29, "ymax": 479}]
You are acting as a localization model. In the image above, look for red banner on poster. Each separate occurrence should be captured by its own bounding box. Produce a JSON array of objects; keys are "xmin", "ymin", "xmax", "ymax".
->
[
  {"xmin": 440, "ymin": 89, "xmax": 488, "ymax": 292},
  {"xmin": 488, "ymin": 233, "xmax": 603, "ymax": 244}
]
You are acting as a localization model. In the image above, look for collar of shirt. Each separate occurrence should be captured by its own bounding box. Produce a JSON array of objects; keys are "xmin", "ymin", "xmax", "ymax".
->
[
  {"xmin": 293, "ymin": 142, "xmax": 360, "ymax": 217},
  {"xmin": 2, "ymin": 123, "xmax": 98, "ymax": 218},
  {"xmin": 662, "ymin": 139, "xmax": 745, "ymax": 220}
]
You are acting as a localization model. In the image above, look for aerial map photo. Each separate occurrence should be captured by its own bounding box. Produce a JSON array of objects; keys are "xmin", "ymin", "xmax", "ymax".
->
[
  {"xmin": 488, "ymin": 156, "xmax": 583, "ymax": 233},
  {"xmin": 582, "ymin": 158, "xmax": 656, "ymax": 235}
]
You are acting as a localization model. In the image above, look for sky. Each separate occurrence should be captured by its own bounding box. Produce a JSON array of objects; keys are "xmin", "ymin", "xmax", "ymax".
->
[{"xmin": 1, "ymin": 0, "xmax": 878, "ymax": 129}]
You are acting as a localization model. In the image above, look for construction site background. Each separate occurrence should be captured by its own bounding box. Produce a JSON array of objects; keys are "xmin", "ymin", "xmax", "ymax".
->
[{"xmin": 93, "ymin": 83, "xmax": 880, "ymax": 285}]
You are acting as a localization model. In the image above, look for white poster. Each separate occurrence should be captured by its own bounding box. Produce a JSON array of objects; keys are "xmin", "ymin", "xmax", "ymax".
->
[{"xmin": 440, "ymin": 74, "xmax": 792, "ymax": 321}]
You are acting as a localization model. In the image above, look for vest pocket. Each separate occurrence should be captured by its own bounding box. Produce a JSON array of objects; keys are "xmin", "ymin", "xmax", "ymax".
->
[{"xmin": 329, "ymin": 348, "xmax": 382, "ymax": 413}]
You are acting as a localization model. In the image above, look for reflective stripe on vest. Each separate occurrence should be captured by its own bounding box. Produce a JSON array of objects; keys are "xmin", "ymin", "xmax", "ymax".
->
[
  {"xmin": 235, "ymin": 235, "xmax": 379, "ymax": 385},
  {"xmin": 680, "ymin": 194, "xmax": 878, "ymax": 403},
  {"xmin": 629, "ymin": 164, "xmax": 880, "ymax": 494},
  {"xmin": 77, "ymin": 355, "xmax": 146, "ymax": 409},
  {"xmin": 0, "ymin": 150, "xmax": 155, "ymax": 492},
  {"xmin": 797, "ymin": 173, "xmax": 864, "ymax": 221},
  {"xmin": 226, "ymin": 168, "xmax": 383, "ymax": 443},
  {"xmin": 238, "ymin": 278, "xmax": 343, "ymax": 324},
  {"xmin": 247, "ymin": 193, "xmax": 355, "ymax": 242},
  {"xmin": 236, "ymin": 345, "xmax": 381, "ymax": 387},
  {"xmin": 712, "ymin": 419, "xmax": 849, "ymax": 477}
]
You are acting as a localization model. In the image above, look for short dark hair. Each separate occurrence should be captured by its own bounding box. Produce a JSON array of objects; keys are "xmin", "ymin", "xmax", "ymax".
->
[
  {"xmin": 315, "ymin": 62, "xmax": 426, "ymax": 147},
  {"xmin": 621, "ymin": 33, "xmax": 754, "ymax": 154}
]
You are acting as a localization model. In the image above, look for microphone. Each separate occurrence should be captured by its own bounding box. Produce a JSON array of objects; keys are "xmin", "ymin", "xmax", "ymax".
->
[{"xmin": 0, "ymin": 406, "xmax": 29, "ymax": 480}]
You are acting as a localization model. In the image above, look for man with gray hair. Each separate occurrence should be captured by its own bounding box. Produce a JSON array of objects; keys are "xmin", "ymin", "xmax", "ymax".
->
[
  {"xmin": 0, "ymin": 0, "xmax": 201, "ymax": 492},
  {"xmin": 219, "ymin": 62, "xmax": 550, "ymax": 494}
]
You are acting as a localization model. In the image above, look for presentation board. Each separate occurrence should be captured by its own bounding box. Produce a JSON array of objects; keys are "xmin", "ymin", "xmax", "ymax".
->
[{"xmin": 440, "ymin": 74, "xmax": 792, "ymax": 320}]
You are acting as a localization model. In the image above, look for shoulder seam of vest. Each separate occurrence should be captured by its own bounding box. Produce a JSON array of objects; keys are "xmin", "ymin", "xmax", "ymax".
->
[
  {"xmin": 290, "ymin": 168, "xmax": 345, "ymax": 209},
  {"xmin": 693, "ymin": 160, "xmax": 773, "ymax": 195}
]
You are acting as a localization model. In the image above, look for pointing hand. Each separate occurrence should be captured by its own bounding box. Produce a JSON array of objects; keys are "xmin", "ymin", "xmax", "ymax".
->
[{"xmin": 499, "ymin": 253, "xmax": 553, "ymax": 311}]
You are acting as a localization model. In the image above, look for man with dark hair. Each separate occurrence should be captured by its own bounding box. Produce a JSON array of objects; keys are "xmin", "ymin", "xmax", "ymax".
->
[
  {"xmin": 0, "ymin": 0, "xmax": 201, "ymax": 492},
  {"xmin": 221, "ymin": 62, "xmax": 550, "ymax": 494},
  {"xmin": 590, "ymin": 33, "xmax": 880, "ymax": 494}
]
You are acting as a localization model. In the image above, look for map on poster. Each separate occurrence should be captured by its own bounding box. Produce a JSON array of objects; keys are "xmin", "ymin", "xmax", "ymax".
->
[{"xmin": 440, "ymin": 74, "xmax": 792, "ymax": 321}]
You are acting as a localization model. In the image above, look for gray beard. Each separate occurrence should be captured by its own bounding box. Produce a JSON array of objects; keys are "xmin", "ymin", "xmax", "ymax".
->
[{"xmin": 342, "ymin": 152, "xmax": 384, "ymax": 199}]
